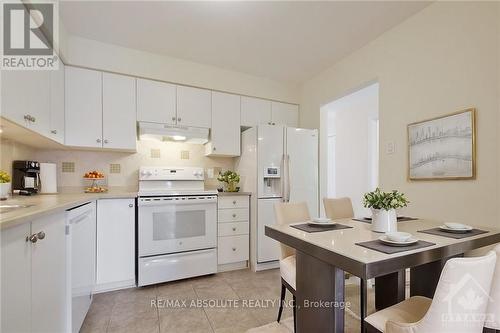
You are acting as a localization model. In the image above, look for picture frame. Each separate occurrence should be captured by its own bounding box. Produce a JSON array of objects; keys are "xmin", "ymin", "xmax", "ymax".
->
[{"xmin": 407, "ymin": 108, "xmax": 476, "ymax": 181}]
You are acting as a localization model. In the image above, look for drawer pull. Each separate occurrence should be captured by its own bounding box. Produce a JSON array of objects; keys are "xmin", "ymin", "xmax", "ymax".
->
[
  {"xmin": 232, "ymin": 213, "xmax": 236, "ymax": 218},
  {"xmin": 232, "ymin": 227, "xmax": 236, "ymax": 231},
  {"xmin": 232, "ymin": 247, "xmax": 236, "ymax": 251},
  {"xmin": 232, "ymin": 200, "xmax": 236, "ymax": 205}
]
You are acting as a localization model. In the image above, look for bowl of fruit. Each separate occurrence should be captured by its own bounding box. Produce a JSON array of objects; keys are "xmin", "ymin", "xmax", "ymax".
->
[
  {"xmin": 83, "ymin": 170, "xmax": 107, "ymax": 193},
  {"xmin": 84, "ymin": 170, "xmax": 105, "ymax": 179}
]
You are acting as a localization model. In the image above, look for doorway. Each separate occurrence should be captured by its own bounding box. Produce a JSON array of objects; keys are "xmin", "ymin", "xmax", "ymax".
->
[{"xmin": 320, "ymin": 82, "xmax": 379, "ymax": 217}]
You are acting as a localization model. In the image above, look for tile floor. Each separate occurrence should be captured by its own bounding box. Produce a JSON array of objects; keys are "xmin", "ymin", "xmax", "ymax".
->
[{"xmin": 81, "ymin": 269, "xmax": 374, "ymax": 333}]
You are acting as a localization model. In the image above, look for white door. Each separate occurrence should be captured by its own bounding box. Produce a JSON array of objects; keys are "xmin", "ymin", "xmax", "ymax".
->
[
  {"xmin": 102, "ymin": 73, "xmax": 137, "ymax": 150},
  {"xmin": 206, "ymin": 91, "xmax": 240, "ymax": 156},
  {"xmin": 1, "ymin": 222, "xmax": 31, "ymax": 333},
  {"xmin": 49, "ymin": 61, "xmax": 65, "ymax": 143},
  {"xmin": 96, "ymin": 199, "xmax": 135, "ymax": 290},
  {"xmin": 65, "ymin": 66, "xmax": 103, "ymax": 148},
  {"xmin": 31, "ymin": 212, "xmax": 67, "ymax": 333},
  {"xmin": 257, "ymin": 198, "xmax": 281, "ymax": 263},
  {"xmin": 241, "ymin": 96, "xmax": 272, "ymax": 127},
  {"xmin": 272, "ymin": 102, "xmax": 299, "ymax": 127},
  {"xmin": 286, "ymin": 127, "xmax": 319, "ymax": 216},
  {"xmin": 136, "ymin": 78, "xmax": 176, "ymax": 124},
  {"xmin": 257, "ymin": 125, "xmax": 284, "ymax": 198},
  {"xmin": 176, "ymin": 85, "xmax": 211, "ymax": 128}
]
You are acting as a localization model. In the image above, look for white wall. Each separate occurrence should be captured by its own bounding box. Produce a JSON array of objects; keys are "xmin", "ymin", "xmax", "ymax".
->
[
  {"xmin": 322, "ymin": 83, "xmax": 379, "ymax": 217},
  {"xmin": 301, "ymin": 2, "xmax": 500, "ymax": 227}
]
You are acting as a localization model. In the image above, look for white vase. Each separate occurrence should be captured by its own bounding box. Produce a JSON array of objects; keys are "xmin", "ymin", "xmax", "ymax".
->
[
  {"xmin": 0, "ymin": 182, "xmax": 11, "ymax": 200},
  {"xmin": 371, "ymin": 208, "xmax": 397, "ymax": 233}
]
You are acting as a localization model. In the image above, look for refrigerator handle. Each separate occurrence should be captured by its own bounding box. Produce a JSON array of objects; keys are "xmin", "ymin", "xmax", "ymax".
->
[
  {"xmin": 286, "ymin": 154, "xmax": 291, "ymax": 202},
  {"xmin": 280, "ymin": 154, "xmax": 286, "ymax": 202}
]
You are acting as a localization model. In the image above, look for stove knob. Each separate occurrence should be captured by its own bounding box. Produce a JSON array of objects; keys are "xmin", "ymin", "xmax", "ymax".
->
[{"xmin": 31, "ymin": 162, "xmax": 35, "ymax": 167}]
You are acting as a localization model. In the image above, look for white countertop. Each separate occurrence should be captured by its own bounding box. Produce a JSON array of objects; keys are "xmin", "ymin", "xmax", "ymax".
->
[
  {"xmin": 0, "ymin": 187, "xmax": 138, "ymax": 230},
  {"xmin": 267, "ymin": 218, "xmax": 500, "ymax": 265}
]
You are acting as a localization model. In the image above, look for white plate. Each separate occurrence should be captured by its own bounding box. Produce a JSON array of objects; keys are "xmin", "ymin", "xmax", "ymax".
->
[
  {"xmin": 311, "ymin": 217, "xmax": 332, "ymax": 223},
  {"xmin": 439, "ymin": 225, "xmax": 473, "ymax": 233},
  {"xmin": 379, "ymin": 236, "xmax": 418, "ymax": 247},
  {"xmin": 307, "ymin": 219, "xmax": 337, "ymax": 226},
  {"xmin": 385, "ymin": 231, "xmax": 412, "ymax": 242}
]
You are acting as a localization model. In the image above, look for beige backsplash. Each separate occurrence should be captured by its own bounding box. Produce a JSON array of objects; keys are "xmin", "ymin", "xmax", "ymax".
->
[{"xmin": 0, "ymin": 139, "xmax": 235, "ymax": 189}]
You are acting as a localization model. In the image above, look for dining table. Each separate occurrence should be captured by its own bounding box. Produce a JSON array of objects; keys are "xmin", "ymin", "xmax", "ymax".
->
[{"xmin": 265, "ymin": 218, "xmax": 500, "ymax": 333}]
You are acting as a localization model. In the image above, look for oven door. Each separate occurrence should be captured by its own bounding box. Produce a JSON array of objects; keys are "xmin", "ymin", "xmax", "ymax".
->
[{"xmin": 138, "ymin": 195, "xmax": 217, "ymax": 257}]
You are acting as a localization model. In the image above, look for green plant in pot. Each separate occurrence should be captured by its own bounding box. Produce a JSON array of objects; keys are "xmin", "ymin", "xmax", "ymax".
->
[
  {"xmin": 363, "ymin": 188, "xmax": 409, "ymax": 233},
  {"xmin": 0, "ymin": 170, "xmax": 12, "ymax": 200},
  {"xmin": 217, "ymin": 170, "xmax": 240, "ymax": 192}
]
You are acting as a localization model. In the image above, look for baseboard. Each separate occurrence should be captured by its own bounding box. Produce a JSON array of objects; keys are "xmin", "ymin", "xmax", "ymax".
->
[
  {"xmin": 94, "ymin": 279, "xmax": 136, "ymax": 293},
  {"xmin": 252, "ymin": 260, "xmax": 279, "ymax": 272},
  {"xmin": 218, "ymin": 261, "xmax": 248, "ymax": 272}
]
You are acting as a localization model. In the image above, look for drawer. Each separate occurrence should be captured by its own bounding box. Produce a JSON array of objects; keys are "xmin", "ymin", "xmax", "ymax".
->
[
  {"xmin": 218, "ymin": 196, "xmax": 249, "ymax": 209},
  {"xmin": 218, "ymin": 208, "xmax": 248, "ymax": 223},
  {"xmin": 218, "ymin": 235, "xmax": 249, "ymax": 265},
  {"xmin": 218, "ymin": 222, "xmax": 249, "ymax": 237}
]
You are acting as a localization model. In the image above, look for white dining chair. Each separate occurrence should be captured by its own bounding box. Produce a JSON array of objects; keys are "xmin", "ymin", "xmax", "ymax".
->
[
  {"xmin": 323, "ymin": 197, "xmax": 355, "ymax": 220},
  {"xmin": 364, "ymin": 250, "xmax": 497, "ymax": 333},
  {"xmin": 484, "ymin": 244, "xmax": 500, "ymax": 332},
  {"xmin": 274, "ymin": 201, "xmax": 310, "ymax": 332}
]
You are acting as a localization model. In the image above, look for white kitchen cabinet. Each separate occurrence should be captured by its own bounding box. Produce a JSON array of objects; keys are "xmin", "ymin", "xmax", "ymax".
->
[
  {"xmin": 65, "ymin": 66, "xmax": 103, "ymax": 148},
  {"xmin": 136, "ymin": 78, "xmax": 177, "ymax": 124},
  {"xmin": 103, "ymin": 73, "xmax": 137, "ymax": 150},
  {"xmin": 31, "ymin": 212, "xmax": 67, "ymax": 333},
  {"xmin": 241, "ymin": 96, "xmax": 272, "ymax": 127},
  {"xmin": 176, "ymin": 85, "xmax": 211, "ymax": 128},
  {"xmin": 205, "ymin": 92, "xmax": 240, "ymax": 157},
  {"xmin": 1, "ymin": 212, "xmax": 67, "ymax": 333},
  {"xmin": 271, "ymin": 102, "xmax": 299, "ymax": 127},
  {"xmin": 49, "ymin": 61, "xmax": 65, "ymax": 143},
  {"xmin": 96, "ymin": 198, "xmax": 136, "ymax": 292},
  {"xmin": 1, "ymin": 69, "xmax": 51, "ymax": 135},
  {"xmin": 1, "ymin": 222, "xmax": 32, "ymax": 333}
]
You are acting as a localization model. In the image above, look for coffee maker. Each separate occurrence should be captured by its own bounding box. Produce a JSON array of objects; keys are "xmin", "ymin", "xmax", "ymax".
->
[{"xmin": 12, "ymin": 160, "xmax": 40, "ymax": 195}]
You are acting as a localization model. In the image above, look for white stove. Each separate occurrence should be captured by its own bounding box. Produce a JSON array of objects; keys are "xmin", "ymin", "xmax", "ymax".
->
[{"xmin": 137, "ymin": 166, "xmax": 218, "ymax": 286}]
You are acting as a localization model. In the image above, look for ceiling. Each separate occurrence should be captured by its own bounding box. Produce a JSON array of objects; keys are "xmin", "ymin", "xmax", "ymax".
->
[{"xmin": 60, "ymin": 1, "xmax": 430, "ymax": 84}]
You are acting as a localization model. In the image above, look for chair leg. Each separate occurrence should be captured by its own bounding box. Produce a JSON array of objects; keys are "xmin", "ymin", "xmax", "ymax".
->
[
  {"xmin": 293, "ymin": 295, "xmax": 297, "ymax": 333},
  {"xmin": 277, "ymin": 283, "xmax": 286, "ymax": 323}
]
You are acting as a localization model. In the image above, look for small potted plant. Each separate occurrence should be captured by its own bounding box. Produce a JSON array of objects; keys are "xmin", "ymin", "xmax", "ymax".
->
[
  {"xmin": 363, "ymin": 188, "xmax": 409, "ymax": 233},
  {"xmin": 217, "ymin": 170, "xmax": 240, "ymax": 192},
  {"xmin": 0, "ymin": 170, "xmax": 12, "ymax": 200}
]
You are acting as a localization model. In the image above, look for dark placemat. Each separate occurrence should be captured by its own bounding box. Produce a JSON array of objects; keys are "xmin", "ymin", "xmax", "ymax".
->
[
  {"xmin": 352, "ymin": 216, "xmax": 418, "ymax": 223},
  {"xmin": 418, "ymin": 228, "xmax": 489, "ymax": 239},
  {"xmin": 355, "ymin": 239, "xmax": 436, "ymax": 254},
  {"xmin": 291, "ymin": 223, "xmax": 353, "ymax": 233}
]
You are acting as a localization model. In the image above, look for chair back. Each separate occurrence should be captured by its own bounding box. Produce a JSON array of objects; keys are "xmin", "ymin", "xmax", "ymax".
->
[
  {"xmin": 323, "ymin": 197, "xmax": 354, "ymax": 220},
  {"xmin": 387, "ymin": 251, "xmax": 497, "ymax": 333},
  {"xmin": 274, "ymin": 202, "xmax": 310, "ymax": 259},
  {"xmin": 485, "ymin": 244, "xmax": 500, "ymax": 330}
]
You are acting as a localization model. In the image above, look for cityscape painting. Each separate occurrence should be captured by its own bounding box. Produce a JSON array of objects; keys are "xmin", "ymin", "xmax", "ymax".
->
[{"xmin": 408, "ymin": 109, "xmax": 476, "ymax": 180}]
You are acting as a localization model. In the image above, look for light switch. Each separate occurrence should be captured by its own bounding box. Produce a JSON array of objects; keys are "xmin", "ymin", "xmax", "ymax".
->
[{"xmin": 386, "ymin": 142, "xmax": 396, "ymax": 154}]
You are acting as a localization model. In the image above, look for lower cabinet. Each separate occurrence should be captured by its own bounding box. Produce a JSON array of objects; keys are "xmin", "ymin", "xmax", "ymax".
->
[
  {"xmin": 96, "ymin": 198, "xmax": 136, "ymax": 292},
  {"xmin": 217, "ymin": 195, "xmax": 250, "ymax": 271},
  {"xmin": 1, "ymin": 212, "xmax": 67, "ymax": 333}
]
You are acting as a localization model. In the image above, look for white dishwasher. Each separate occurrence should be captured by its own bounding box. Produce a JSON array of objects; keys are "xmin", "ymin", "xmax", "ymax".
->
[{"xmin": 66, "ymin": 201, "xmax": 96, "ymax": 333}]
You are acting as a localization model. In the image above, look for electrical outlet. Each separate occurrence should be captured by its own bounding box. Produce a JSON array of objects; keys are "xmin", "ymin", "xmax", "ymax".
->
[{"xmin": 386, "ymin": 142, "xmax": 396, "ymax": 155}]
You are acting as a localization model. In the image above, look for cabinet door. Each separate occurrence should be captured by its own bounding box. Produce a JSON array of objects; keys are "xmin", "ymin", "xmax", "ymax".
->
[
  {"xmin": 271, "ymin": 102, "xmax": 299, "ymax": 127},
  {"xmin": 96, "ymin": 198, "xmax": 135, "ymax": 291},
  {"xmin": 206, "ymin": 92, "xmax": 240, "ymax": 156},
  {"xmin": 102, "ymin": 73, "xmax": 137, "ymax": 150},
  {"xmin": 241, "ymin": 96, "xmax": 272, "ymax": 127},
  {"xmin": 136, "ymin": 78, "xmax": 176, "ymax": 124},
  {"xmin": 176, "ymin": 85, "xmax": 211, "ymax": 128},
  {"xmin": 49, "ymin": 61, "xmax": 65, "ymax": 143},
  {"xmin": 1, "ymin": 70, "xmax": 51, "ymax": 135},
  {"xmin": 65, "ymin": 66, "xmax": 103, "ymax": 148},
  {"xmin": 1, "ymin": 223, "xmax": 31, "ymax": 333},
  {"xmin": 31, "ymin": 212, "xmax": 67, "ymax": 333}
]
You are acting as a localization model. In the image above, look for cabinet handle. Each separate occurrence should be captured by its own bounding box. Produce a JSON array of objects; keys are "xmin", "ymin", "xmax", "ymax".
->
[
  {"xmin": 104, "ymin": 139, "xmax": 109, "ymax": 144},
  {"xmin": 213, "ymin": 147, "xmax": 216, "ymax": 151},
  {"xmin": 27, "ymin": 234, "xmax": 38, "ymax": 243},
  {"xmin": 232, "ymin": 213, "xmax": 236, "ymax": 218},
  {"xmin": 171, "ymin": 116, "xmax": 176, "ymax": 121},
  {"xmin": 232, "ymin": 200, "xmax": 236, "ymax": 205},
  {"xmin": 37, "ymin": 231, "xmax": 45, "ymax": 240},
  {"xmin": 129, "ymin": 204, "xmax": 133, "ymax": 208},
  {"xmin": 24, "ymin": 115, "xmax": 30, "ymax": 121},
  {"xmin": 96, "ymin": 139, "xmax": 102, "ymax": 143},
  {"xmin": 232, "ymin": 227, "xmax": 236, "ymax": 231},
  {"xmin": 232, "ymin": 247, "xmax": 236, "ymax": 251},
  {"xmin": 50, "ymin": 130, "xmax": 57, "ymax": 134},
  {"xmin": 177, "ymin": 117, "xmax": 181, "ymax": 122},
  {"xmin": 31, "ymin": 116, "xmax": 36, "ymax": 123}
]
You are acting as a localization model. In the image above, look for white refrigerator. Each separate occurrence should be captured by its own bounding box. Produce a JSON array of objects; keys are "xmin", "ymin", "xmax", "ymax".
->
[{"xmin": 236, "ymin": 125, "xmax": 318, "ymax": 271}]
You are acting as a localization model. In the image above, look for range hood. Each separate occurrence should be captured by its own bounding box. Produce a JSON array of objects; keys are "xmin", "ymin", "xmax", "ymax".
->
[{"xmin": 138, "ymin": 122, "xmax": 209, "ymax": 144}]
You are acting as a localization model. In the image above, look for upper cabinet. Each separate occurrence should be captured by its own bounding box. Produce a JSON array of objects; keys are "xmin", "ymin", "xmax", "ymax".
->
[
  {"xmin": 136, "ymin": 79, "xmax": 176, "ymax": 124},
  {"xmin": 65, "ymin": 66, "xmax": 103, "ymax": 148},
  {"xmin": 65, "ymin": 66, "xmax": 137, "ymax": 151},
  {"xmin": 48, "ymin": 62, "xmax": 65, "ymax": 143},
  {"xmin": 176, "ymin": 85, "xmax": 211, "ymax": 128},
  {"xmin": 271, "ymin": 102, "xmax": 299, "ymax": 127},
  {"xmin": 1, "ymin": 70, "xmax": 51, "ymax": 136},
  {"xmin": 241, "ymin": 96, "xmax": 272, "ymax": 127},
  {"xmin": 102, "ymin": 73, "xmax": 137, "ymax": 150},
  {"xmin": 205, "ymin": 92, "xmax": 240, "ymax": 157}
]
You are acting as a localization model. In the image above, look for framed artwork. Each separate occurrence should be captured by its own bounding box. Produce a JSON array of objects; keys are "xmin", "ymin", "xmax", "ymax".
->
[{"xmin": 407, "ymin": 108, "xmax": 476, "ymax": 180}]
